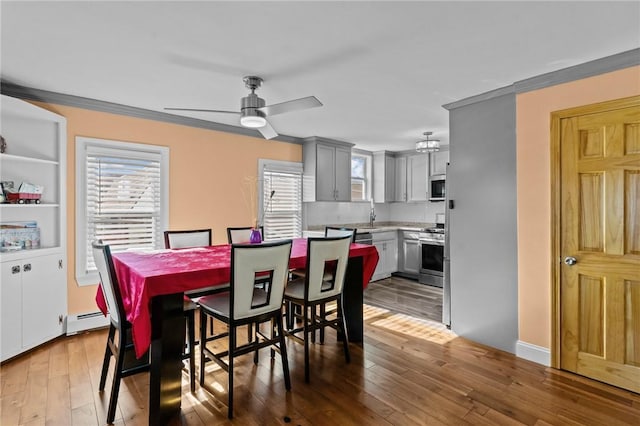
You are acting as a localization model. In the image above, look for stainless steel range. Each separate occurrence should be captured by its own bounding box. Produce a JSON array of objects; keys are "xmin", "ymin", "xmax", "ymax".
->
[{"xmin": 419, "ymin": 226, "xmax": 445, "ymax": 287}]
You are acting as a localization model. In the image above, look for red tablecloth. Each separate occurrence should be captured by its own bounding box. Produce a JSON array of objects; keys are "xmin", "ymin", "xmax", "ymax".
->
[{"xmin": 96, "ymin": 238, "xmax": 378, "ymax": 358}]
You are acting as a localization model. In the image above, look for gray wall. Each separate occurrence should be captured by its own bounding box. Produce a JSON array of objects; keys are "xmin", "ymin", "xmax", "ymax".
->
[{"xmin": 447, "ymin": 91, "xmax": 518, "ymax": 353}]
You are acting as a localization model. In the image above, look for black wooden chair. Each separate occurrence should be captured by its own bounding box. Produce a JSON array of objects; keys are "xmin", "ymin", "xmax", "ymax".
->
[
  {"xmin": 324, "ymin": 226, "xmax": 357, "ymax": 243},
  {"xmin": 198, "ymin": 239, "xmax": 293, "ymax": 419},
  {"xmin": 284, "ymin": 235, "xmax": 352, "ymax": 382},
  {"xmin": 163, "ymin": 228, "xmax": 228, "ymax": 392},
  {"xmin": 93, "ymin": 240, "xmax": 150, "ymax": 424},
  {"xmin": 226, "ymin": 226, "xmax": 264, "ymax": 244}
]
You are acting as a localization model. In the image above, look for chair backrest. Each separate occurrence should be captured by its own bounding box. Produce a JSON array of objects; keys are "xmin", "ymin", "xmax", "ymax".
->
[
  {"xmin": 305, "ymin": 235, "xmax": 351, "ymax": 302},
  {"xmin": 325, "ymin": 226, "xmax": 357, "ymax": 243},
  {"xmin": 227, "ymin": 226, "xmax": 264, "ymax": 244},
  {"xmin": 92, "ymin": 240, "xmax": 126, "ymax": 327},
  {"xmin": 230, "ymin": 239, "xmax": 292, "ymax": 320},
  {"xmin": 164, "ymin": 229, "xmax": 212, "ymax": 249}
]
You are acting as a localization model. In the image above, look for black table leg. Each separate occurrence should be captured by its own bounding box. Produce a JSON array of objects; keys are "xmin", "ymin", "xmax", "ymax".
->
[
  {"xmin": 149, "ymin": 293, "xmax": 184, "ymax": 425},
  {"xmin": 342, "ymin": 256, "xmax": 364, "ymax": 343}
]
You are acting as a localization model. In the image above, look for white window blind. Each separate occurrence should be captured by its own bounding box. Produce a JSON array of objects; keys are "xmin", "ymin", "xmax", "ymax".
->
[
  {"xmin": 76, "ymin": 137, "xmax": 168, "ymax": 285},
  {"xmin": 260, "ymin": 161, "xmax": 302, "ymax": 240}
]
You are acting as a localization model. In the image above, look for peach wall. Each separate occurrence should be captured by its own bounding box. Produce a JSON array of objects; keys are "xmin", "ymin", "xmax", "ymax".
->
[
  {"xmin": 516, "ymin": 66, "xmax": 640, "ymax": 348},
  {"xmin": 31, "ymin": 102, "xmax": 301, "ymax": 315}
]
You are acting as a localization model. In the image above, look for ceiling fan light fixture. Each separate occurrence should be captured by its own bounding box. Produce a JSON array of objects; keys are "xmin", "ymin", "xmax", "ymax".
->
[
  {"xmin": 240, "ymin": 114, "xmax": 266, "ymax": 128},
  {"xmin": 416, "ymin": 131, "xmax": 440, "ymax": 153}
]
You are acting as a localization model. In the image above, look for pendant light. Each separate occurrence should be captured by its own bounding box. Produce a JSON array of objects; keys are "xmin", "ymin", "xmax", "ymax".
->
[{"xmin": 416, "ymin": 131, "xmax": 440, "ymax": 153}]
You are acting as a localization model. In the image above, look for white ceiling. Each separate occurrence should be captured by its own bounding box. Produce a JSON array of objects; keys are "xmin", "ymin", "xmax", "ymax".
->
[{"xmin": 1, "ymin": 1, "xmax": 638, "ymax": 151}]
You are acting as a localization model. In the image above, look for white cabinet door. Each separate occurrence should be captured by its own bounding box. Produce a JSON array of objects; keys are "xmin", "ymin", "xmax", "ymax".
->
[
  {"xmin": 373, "ymin": 152, "xmax": 395, "ymax": 203},
  {"xmin": 334, "ymin": 146, "xmax": 352, "ymax": 202},
  {"xmin": 371, "ymin": 241, "xmax": 387, "ymax": 281},
  {"xmin": 22, "ymin": 254, "xmax": 65, "ymax": 350},
  {"xmin": 408, "ymin": 154, "xmax": 428, "ymax": 201},
  {"xmin": 1, "ymin": 261, "xmax": 23, "ymax": 361},
  {"xmin": 385, "ymin": 239, "xmax": 398, "ymax": 274},
  {"xmin": 430, "ymin": 150, "xmax": 449, "ymax": 176},
  {"xmin": 394, "ymin": 156, "xmax": 407, "ymax": 202},
  {"xmin": 1, "ymin": 254, "xmax": 66, "ymax": 361},
  {"xmin": 315, "ymin": 144, "xmax": 336, "ymax": 201},
  {"xmin": 402, "ymin": 239, "xmax": 420, "ymax": 275}
]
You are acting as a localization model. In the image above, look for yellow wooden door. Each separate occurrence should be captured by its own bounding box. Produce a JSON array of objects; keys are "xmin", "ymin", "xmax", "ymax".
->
[{"xmin": 559, "ymin": 98, "xmax": 640, "ymax": 392}]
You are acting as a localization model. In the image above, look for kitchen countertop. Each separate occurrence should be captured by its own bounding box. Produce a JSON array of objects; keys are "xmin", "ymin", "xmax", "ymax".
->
[{"xmin": 306, "ymin": 222, "xmax": 437, "ymax": 234}]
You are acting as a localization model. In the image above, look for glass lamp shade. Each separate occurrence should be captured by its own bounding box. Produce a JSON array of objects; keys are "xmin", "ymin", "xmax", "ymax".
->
[
  {"xmin": 240, "ymin": 115, "xmax": 267, "ymax": 128},
  {"xmin": 416, "ymin": 139, "xmax": 440, "ymax": 153}
]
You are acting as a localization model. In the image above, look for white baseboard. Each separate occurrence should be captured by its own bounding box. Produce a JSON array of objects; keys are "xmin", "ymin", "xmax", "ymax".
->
[
  {"xmin": 516, "ymin": 340, "xmax": 551, "ymax": 366},
  {"xmin": 66, "ymin": 311, "xmax": 109, "ymax": 335}
]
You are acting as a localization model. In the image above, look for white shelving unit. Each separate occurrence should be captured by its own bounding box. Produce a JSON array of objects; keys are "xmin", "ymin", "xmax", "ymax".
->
[{"xmin": 0, "ymin": 94, "xmax": 68, "ymax": 361}]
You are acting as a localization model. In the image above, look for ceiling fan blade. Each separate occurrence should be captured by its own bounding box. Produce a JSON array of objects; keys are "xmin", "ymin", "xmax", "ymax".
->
[
  {"xmin": 164, "ymin": 107, "xmax": 239, "ymax": 114},
  {"xmin": 259, "ymin": 96, "xmax": 322, "ymax": 117},
  {"xmin": 258, "ymin": 119, "xmax": 278, "ymax": 140}
]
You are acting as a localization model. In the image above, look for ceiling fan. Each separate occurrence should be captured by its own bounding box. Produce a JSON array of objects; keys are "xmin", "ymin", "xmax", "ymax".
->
[{"xmin": 165, "ymin": 76, "xmax": 322, "ymax": 139}]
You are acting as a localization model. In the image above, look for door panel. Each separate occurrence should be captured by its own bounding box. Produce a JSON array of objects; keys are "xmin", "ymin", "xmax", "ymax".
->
[{"xmin": 559, "ymin": 99, "xmax": 640, "ymax": 393}]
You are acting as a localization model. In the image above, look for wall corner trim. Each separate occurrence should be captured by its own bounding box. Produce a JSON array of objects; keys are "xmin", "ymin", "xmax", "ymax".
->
[
  {"xmin": 442, "ymin": 48, "xmax": 639, "ymax": 111},
  {"xmin": 514, "ymin": 48, "xmax": 640, "ymax": 94},
  {"xmin": 442, "ymin": 85, "xmax": 515, "ymax": 111},
  {"xmin": 0, "ymin": 81, "xmax": 304, "ymax": 145},
  {"xmin": 516, "ymin": 340, "xmax": 551, "ymax": 367}
]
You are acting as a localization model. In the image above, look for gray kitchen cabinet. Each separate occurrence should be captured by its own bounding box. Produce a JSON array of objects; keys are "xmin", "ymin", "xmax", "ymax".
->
[
  {"xmin": 393, "ymin": 154, "xmax": 427, "ymax": 202},
  {"xmin": 371, "ymin": 231, "xmax": 398, "ymax": 281},
  {"xmin": 398, "ymin": 231, "xmax": 421, "ymax": 278},
  {"xmin": 407, "ymin": 154, "xmax": 428, "ymax": 201},
  {"xmin": 373, "ymin": 151, "xmax": 395, "ymax": 202},
  {"xmin": 429, "ymin": 149, "xmax": 449, "ymax": 176},
  {"xmin": 303, "ymin": 136, "xmax": 354, "ymax": 201},
  {"xmin": 394, "ymin": 155, "xmax": 407, "ymax": 202}
]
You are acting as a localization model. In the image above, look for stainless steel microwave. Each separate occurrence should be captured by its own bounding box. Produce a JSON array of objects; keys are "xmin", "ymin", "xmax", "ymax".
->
[{"xmin": 429, "ymin": 174, "xmax": 445, "ymax": 201}]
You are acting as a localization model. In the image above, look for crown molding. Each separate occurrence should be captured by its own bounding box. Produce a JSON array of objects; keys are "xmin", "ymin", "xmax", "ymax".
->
[
  {"xmin": 443, "ymin": 48, "xmax": 640, "ymax": 111},
  {"xmin": 0, "ymin": 81, "xmax": 303, "ymax": 145}
]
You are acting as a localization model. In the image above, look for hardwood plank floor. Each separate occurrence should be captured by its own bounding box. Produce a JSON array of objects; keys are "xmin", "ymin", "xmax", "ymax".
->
[
  {"xmin": 2, "ymin": 306, "xmax": 639, "ymax": 425},
  {"xmin": 364, "ymin": 275, "xmax": 443, "ymax": 323}
]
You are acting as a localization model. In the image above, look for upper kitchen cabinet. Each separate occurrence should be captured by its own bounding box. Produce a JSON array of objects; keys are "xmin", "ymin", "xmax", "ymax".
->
[
  {"xmin": 394, "ymin": 155, "xmax": 407, "ymax": 202},
  {"xmin": 303, "ymin": 136, "xmax": 354, "ymax": 202},
  {"xmin": 394, "ymin": 153, "xmax": 428, "ymax": 202},
  {"xmin": 373, "ymin": 151, "xmax": 395, "ymax": 203},
  {"xmin": 429, "ymin": 149, "xmax": 449, "ymax": 176},
  {"xmin": 407, "ymin": 153, "xmax": 428, "ymax": 201}
]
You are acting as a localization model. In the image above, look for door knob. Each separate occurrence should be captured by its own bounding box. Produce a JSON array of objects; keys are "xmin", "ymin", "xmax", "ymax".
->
[{"xmin": 564, "ymin": 256, "xmax": 577, "ymax": 266}]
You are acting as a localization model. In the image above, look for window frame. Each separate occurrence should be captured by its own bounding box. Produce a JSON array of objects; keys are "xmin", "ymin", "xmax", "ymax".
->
[
  {"xmin": 75, "ymin": 137, "xmax": 169, "ymax": 285},
  {"xmin": 351, "ymin": 152, "xmax": 372, "ymax": 201},
  {"xmin": 258, "ymin": 159, "xmax": 303, "ymax": 240}
]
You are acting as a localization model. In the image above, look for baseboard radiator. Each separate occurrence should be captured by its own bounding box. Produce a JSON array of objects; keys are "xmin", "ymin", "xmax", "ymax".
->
[{"xmin": 66, "ymin": 311, "xmax": 109, "ymax": 335}]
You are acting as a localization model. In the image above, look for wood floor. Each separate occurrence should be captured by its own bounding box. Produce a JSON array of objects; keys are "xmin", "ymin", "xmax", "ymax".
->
[
  {"xmin": 2, "ymin": 306, "xmax": 639, "ymax": 425},
  {"xmin": 364, "ymin": 275, "xmax": 443, "ymax": 323}
]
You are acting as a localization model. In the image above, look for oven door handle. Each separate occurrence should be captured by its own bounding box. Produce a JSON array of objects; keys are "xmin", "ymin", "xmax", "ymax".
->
[{"xmin": 419, "ymin": 239, "xmax": 444, "ymax": 246}]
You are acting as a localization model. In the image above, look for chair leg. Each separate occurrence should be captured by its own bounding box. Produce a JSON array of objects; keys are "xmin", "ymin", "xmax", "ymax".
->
[
  {"xmin": 253, "ymin": 322, "xmax": 259, "ymax": 364},
  {"xmin": 186, "ymin": 310, "xmax": 196, "ymax": 393},
  {"xmin": 311, "ymin": 306, "xmax": 316, "ymax": 344},
  {"xmin": 303, "ymin": 304, "xmax": 310, "ymax": 383},
  {"xmin": 338, "ymin": 299, "xmax": 351, "ymax": 364},
  {"xmin": 319, "ymin": 303, "xmax": 326, "ymax": 344},
  {"xmin": 106, "ymin": 327, "xmax": 127, "ymax": 424},
  {"xmin": 228, "ymin": 325, "xmax": 236, "ymax": 419},
  {"xmin": 99, "ymin": 324, "xmax": 116, "ymax": 391},
  {"xmin": 276, "ymin": 312, "xmax": 291, "ymax": 390},
  {"xmin": 199, "ymin": 310, "xmax": 207, "ymax": 386}
]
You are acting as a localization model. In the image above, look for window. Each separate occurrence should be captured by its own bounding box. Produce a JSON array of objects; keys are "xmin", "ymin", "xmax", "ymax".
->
[
  {"xmin": 259, "ymin": 160, "xmax": 302, "ymax": 240},
  {"xmin": 76, "ymin": 137, "xmax": 168, "ymax": 285},
  {"xmin": 351, "ymin": 154, "xmax": 370, "ymax": 201}
]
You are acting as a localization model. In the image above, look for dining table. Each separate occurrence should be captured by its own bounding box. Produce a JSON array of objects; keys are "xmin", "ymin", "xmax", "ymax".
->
[{"xmin": 95, "ymin": 237, "xmax": 378, "ymax": 425}]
